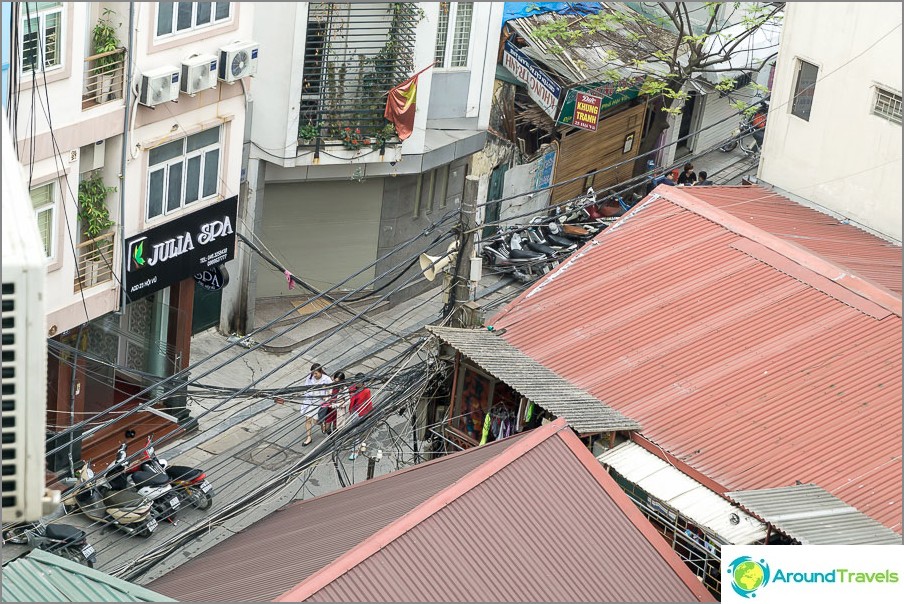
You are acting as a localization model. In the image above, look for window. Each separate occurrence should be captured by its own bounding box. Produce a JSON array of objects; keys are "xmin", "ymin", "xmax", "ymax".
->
[
  {"xmin": 30, "ymin": 182, "xmax": 56, "ymax": 260},
  {"xmin": 872, "ymin": 86, "xmax": 902, "ymax": 124},
  {"xmin": 156, "ymin": 2, "xmax": 230, "ymax": 38},
  {"xmin": 790, "ymin": 59, "xmax": 818, "ymax": 121},
  {"xmin": 147, "ymin": 127, "xmax": 221, "ymax": 220},
  {"xmin": 20, "ymin": 2, "xmax": 63, "ymax": 73},
  {"xmin": 434, "ymin": 2, "xmax": 473, "ymax": 68}
]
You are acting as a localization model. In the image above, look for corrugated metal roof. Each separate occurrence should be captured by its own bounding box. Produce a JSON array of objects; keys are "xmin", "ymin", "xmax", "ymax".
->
[
  {"xmin": 490, "ymin": 185, "xmax": 902, "ymax": 533},
  {"xmin": 726, "ymin": 484, "xmax": 903, "ymax": 545},
  {"xmin": 280, "ymin": 419, "xmax": 714, "ymax": 602},
  {"xmin": 427, "ymin": 325, "xmax": 641, "ymax": 434},
  {"xmin": 147, "ymin": 434, "xmax": 527, "ymax": 601},
  {"xmin": 599, "ymin": 441, "xmax": 767, "ymax": 544},
  {"xmin": 1, "ymin": 549, "xmax": 174, "ymax": 602}
]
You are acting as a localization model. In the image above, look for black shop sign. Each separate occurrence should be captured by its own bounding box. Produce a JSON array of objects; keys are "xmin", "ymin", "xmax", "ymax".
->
[{"xmin": 125, "ymin": 196, "xmax": 237, "ymax": 301}]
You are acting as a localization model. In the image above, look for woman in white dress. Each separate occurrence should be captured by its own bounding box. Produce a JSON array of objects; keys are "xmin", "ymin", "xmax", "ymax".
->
[
  {"xmin": 301, "ymin": 363, "xmax": 333, "ymax": 446},
  {"xmin": 330, "ymin": 371, "xmax": 350, "ymax": 433}
]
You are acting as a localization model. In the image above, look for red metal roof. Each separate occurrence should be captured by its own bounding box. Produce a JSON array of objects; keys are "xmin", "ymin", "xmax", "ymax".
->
[
  {"xmin": 281, "ymin": 419, "xmax": 714, "ymax": 602},
  {"xmin": 491, "ymin": 185, "xmax": 902, "ymax": 533}
]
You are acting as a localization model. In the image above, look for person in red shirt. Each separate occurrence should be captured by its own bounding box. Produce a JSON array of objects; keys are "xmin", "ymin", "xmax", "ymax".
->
[{"xmin": 347, "ymin": 373, "xmax": 373, "ymax": 460}]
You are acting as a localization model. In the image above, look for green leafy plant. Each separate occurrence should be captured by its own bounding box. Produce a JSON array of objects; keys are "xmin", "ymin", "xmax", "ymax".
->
[
  {"xmin": 340, "ymin": 127, "xmax": 365, "ymax": 150},
  {"xmin": 78, "ymin": 172, "xmax": 116, "ymax": 241},
  {"xmin": 371, "ymin": 122, "xmax": 397, "ymax": 149},
  {"xmin": 92, "ymin": 8, "xmax": 122, "ymax": 75},
  {"xmin": 298, "ymin": 121, "xmax": 322, "ymax": 141}
]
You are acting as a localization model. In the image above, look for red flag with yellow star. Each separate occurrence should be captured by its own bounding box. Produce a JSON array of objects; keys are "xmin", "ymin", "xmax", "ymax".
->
[{"xmin": 384, "ymin": 73, "xmax": 419, "ymax": 140}]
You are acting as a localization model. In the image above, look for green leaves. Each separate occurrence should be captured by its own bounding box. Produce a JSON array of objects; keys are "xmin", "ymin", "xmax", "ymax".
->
[
  {"xmin": 133, "ymin": 241, "xmax": 145, "ymax": 266},
  {"xmin": 77, "ymin": 173, "xmax": 116, "ymax": 241}
]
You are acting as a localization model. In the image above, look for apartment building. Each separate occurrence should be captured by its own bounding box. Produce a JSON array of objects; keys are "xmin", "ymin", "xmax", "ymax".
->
[
  {"xmin": 221, "ymin": 2, "xmax": 503, "ymax": 334},
  {"xmin": 756, "ymin": 2, "xmax": 902, "ymax": 242},
  {"xmin": 4, "ymin": 1, "xmax": 254, "ymax": 471}
]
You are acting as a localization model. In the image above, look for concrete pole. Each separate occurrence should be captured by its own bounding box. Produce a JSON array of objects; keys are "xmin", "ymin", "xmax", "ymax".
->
[{"xmin": 450, "ymin": 175, "xmax": 480, "ymax": 328}]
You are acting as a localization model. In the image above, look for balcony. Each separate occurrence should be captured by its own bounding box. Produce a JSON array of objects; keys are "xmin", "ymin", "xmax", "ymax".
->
[
  {"xmin": 82, "ymin": 48, "xmax": 126, "ymax": 110},
  {"xmin": 74, "ymin": 231, "xmax": 116, "ymax": 290}
]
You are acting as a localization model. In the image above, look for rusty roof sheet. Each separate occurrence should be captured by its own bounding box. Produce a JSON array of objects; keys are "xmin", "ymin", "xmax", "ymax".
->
[
  {"xmin": 490, "ymin": 185, "xmax": 902, "ymax": 533},
  {"xmin": 280, "ymin": 419, "xmax": 714, "ymax": 602},
  {"xmin": 427, "ymin": 325, "xmax": 641, "ymax": 434},
  {"xmin": 146, "ymin": 434, "xmax": 526, "ymax": 601},
  {"xmin": 726, "ymin": 484, "xmax": 903, "ymax": 545}
]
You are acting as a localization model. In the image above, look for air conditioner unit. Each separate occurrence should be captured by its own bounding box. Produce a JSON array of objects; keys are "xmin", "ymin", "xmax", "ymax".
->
[
  {"xmin": 1, "ymin": 120, "xmax": 48, "ymax": 524},
  {"xmin": 138, "ymin": 65, "xmax": 181, "ymax": 107},
  {"xmin": 181, "ymin": 54, "xmax": 218, "ymax": 96},
  {"xmin": 218, "ymin": 41, "xmax": 258, "ymax": 83}
]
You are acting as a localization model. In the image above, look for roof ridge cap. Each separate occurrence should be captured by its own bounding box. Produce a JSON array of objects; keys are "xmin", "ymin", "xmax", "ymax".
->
[
  {"xmin": 275, "ymin": 419, "xmax": 569, "ymax": 602},
  {"xmin": 659, "ymin": 186, "xmax": 902, "ymax": 317}
]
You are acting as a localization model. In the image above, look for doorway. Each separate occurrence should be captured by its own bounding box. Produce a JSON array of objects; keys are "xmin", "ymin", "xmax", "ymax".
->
[{"xmin": 676, "ymin": 91, "xmax": 699, "ymax": 158}]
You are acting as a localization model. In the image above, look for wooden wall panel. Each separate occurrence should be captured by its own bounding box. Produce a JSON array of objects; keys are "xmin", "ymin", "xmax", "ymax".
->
[{"xmin": 552, "ymin": 102, "xmax": 647, "ymax": 203}]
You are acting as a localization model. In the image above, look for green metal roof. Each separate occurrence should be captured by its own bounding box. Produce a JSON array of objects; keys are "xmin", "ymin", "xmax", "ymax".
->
[{"xmin": 1, "ymin": 549, "xmax": 175, "ymax": 602}]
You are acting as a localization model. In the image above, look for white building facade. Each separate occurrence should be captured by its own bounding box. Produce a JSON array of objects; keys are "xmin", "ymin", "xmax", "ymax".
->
[
  {"xmin": 757, "ymin": 2, "xmax": 902, "ymax": 242},
  {"xmin": 222, "ymin": 2, "xmax": 503, "ymax": 333}
]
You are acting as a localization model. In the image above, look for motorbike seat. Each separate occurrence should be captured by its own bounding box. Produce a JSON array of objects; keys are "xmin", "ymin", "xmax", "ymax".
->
[
  {"xmin": 526, "ymin": 241, "xmax": 557, "ymax": 257},
  {"xmin": 105, "ymin": 489, "xmax": 148, "ymax": 509},
  {"xmin": 131, "ymin": 470, "xmax": 170, "ymax": 487},
  {"xmin": 509, "ymin": 248, "xmax": 546, "ymax": 261},
  {"xmin": 45, "ymin": 524, "xmax": 86, "ymax": 542},
  {"xmin": 165, "ymin": 466, "xmax": 202, "ymax": 481}
]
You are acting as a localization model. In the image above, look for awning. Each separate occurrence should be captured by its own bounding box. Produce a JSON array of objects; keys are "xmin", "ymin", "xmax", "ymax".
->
[
  {"xmin": 427, "ymin": 326, "xmax": 640, "ymax": 434},
  {"xmin": 598, "ymin": 441, "xmax": 767, "ymax": 545},
  {"xmin": 726, "ymin": 484, "xmax": 902, "ymax": 545}
]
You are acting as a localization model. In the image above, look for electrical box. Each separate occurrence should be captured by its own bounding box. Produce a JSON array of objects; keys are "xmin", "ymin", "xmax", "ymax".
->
[
  {"xmin": 218, "ymin": 41, "xmax": 259, "ymax": 82},
  {"xmin": 138, "ymin": 65, "xmax": 181, "ymax": 107},
  {"xmin": 181, "ymin": 54, "xmax": 219, "ymax": 96}
]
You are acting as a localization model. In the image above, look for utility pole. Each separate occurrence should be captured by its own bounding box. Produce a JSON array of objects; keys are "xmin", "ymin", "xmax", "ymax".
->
[{"xmin": 450, "ymin": 175, "xmax": 480, "ymax": 328}]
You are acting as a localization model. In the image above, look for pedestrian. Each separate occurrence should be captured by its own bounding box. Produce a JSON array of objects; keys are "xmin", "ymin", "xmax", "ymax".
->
[
  {"xmin": 327, "ymin": 371, "xmax": 350, "ymax": 434},
  {"xmin": 694, "ymin": 171, "xmax": 714, "ymax": 186},
  {"xmin": 677, "ymin": 163, "xmax": 697, "ymax": 186},
  {"xmin": 301, "ymin": 363, "xmax": 332, "ymax": 446},
  {"xmin": 648, "ymin": 169, "xmax": 676, "ymax": 194},
  {"xmin": 347, "ymin": 373, "xmax": 373, "ymax": 460}
]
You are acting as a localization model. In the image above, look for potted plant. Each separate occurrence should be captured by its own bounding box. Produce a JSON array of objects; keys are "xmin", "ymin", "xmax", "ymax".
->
[
  {"xmin": 298, "ymin": 121, "xmax": 321, "ymax": 145},
  {"xmin": 92, "ymin": 9, "xmax": 121, "ymax": 104},
  {"xmin": 77, "ymin": 172, "xmax": 116, "ymax": 287},
  {"xmin": 372, "ymin": 122, "xmax": 397, "ymax": 150},
  {"xmin": 340, "ymin": 127, "xmax": 365, "ymax": 151}
]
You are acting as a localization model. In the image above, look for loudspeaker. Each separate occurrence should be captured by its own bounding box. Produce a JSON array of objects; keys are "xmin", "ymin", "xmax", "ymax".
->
[{"xmin": 419, "ymin": 241, "xmax": 459, "ymax": 281}]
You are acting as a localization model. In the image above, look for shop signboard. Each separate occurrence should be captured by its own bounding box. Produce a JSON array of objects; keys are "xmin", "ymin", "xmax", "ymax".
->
[
  {"xmin": 194, "ymin": 265, "xmax": 229, "ymax": 291},
  {"xmin": 125, "ymin": 196, "xmax": 237, "ymax": 301},
  {"xmin": 502, "ymin": 39, "xmax": 562, "ymax": 119},
  {"xmin": 558, "ymin": 75, "xmax": 645, "ymax": 127},
  {"xmin": 570, "ymin": 92, "xmax": 603, "ymax": 131}
]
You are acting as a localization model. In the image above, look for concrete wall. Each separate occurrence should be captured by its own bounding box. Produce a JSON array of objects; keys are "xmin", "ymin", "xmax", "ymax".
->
[{"xmin": 758, "ymin": 2, "xmax": 902, "ymax": 242}]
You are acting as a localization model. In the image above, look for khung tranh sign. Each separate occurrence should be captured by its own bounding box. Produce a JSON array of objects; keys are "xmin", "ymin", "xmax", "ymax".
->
[
  {"xmin": 570, "ymin": 92, "xmax": 603, "ymax": 131},
  {"xmin": 502, "ymin": 39, "xmax": 562, "ymax": 119},
  {"xmin": 125, "ymin": 196, "xmax": 237, "ymax": 301},
  {"xmin": 558, "ymin": 75, "xmax": 645, "ymax": 128}
]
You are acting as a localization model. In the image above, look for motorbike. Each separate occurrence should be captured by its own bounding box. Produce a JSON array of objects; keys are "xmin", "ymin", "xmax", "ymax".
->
[
  {"xmin": 62, "ymin": 461, "xmax": 158, "ymax": 538},
  {"xmin": 106, "ymin": 443, "xmax": 181, "ymax": 524},
  {"xmin": 132, "ymin": 435, "xmax": 214, "ymax": 511},
  {"xmin": 2, "ymin": 519, "xmax": 97, "ymax": 567},
  {"xmin": 719, "ymin": 107, "xmax": 767, "ymax": 156},
  {"xmin": 482, "ymin": 227, "xmax": 551, "ymax": 282}
]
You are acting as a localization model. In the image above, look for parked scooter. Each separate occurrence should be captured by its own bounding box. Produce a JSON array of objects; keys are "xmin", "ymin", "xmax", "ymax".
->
[
  {"xmin": 482, "ymin": 227, "xmax": 549, "ymax": 282},
  {"xmin": 132, "ymin": 435, "xmax": 214, "ymax": 511},
  {"xmin": 106, "ymin": 443, "xmax": 181, "ymax": 524},
  {"xmin": 2, "ymin": 519, "xmax": 97, "ymax": 567},
  {"xmin": 62, "ymin": 461, "xmax": 158, "ymax": 538},
  {"xmin": 719, "ymin": 103, "xmax": 766, "ymax": 156}
]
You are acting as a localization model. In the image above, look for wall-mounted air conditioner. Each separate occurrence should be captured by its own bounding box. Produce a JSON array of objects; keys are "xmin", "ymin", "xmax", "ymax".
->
[
  {"xmin": 1, "ymin": 120, "xmax": 48, "ymax": 524},
  {"xmin": 138, "ymin": 65, "xmax": 181, "ymax": 107},
  {"xmin": 218, "ymin": 41, "xmax": 259, "ymax": 83},
  {"xmin": 181, "ymin": 54, "xmax": 219, "ymax": 96}
]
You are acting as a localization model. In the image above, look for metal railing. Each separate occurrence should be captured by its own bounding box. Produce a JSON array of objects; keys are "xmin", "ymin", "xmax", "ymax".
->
[
  {"xmin": 74, "ymin": 232, "xmax": 116, "ymax": 290},
  {"xmin": 82, "ymin": 48, "xmax": 126, "ymax": 110}
]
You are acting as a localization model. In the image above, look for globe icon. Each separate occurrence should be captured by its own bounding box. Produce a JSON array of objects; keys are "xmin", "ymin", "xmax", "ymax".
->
[{"xmin": 734, "ymin": 560, "xmax": 765, "ymax": 592}]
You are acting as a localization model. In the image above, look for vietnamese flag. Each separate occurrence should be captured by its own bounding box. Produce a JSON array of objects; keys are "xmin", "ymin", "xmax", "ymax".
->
[{"xmin": 384, "ymin": 65, "xmax": 433, "ymax": 141}]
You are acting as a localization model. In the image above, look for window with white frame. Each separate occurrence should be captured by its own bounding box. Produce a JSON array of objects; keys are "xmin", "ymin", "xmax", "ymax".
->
[
  {"xmin": 30, "ymin": 182, "xmax": 56, "ymax": 260},
  {"xmin": 156, "ymin": 2, "xmax": 231, "ymax": 38},
  {"xmin": 147, "ymin": 127, "xmax": 221, "ymax": 220},
  {"xmin": 434, "ymin": 2, "xmax": 473, "ymax": 68},
  {"xmin": 20, "ymin": 2, "xmax": 63, "ymax": 73},
  {"xmin": 872, "ymin": 86, "xmax": 902, "ymax": 124}
]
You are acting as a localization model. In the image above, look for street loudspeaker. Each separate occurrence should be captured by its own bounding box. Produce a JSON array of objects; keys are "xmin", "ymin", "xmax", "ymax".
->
[{"xmin": 419, "ymin": 241, "xmax": 459, "ymax": 281}]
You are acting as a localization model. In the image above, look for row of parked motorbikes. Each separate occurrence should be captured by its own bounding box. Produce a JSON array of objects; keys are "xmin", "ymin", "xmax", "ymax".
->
[
  {"xmin": 1, "ymin": 436, "xmax": 214, "ymax": 568},
  {"xmin": 482, "ymin": 187, "xmax": 640, "ymax": 281}
]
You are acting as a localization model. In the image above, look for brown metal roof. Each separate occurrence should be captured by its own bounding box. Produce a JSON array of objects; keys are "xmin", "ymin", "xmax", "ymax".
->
[
  {"xmin": 279, "ymin": 419, "xmax": 714, "ymax": 602},
  {"xmin": 146, "ymin": 434, "xmax": 525, "ymax": 601},
  {"xmin": 489, "ymin": 185, "xmax": 902, "ymax": 533},
  {"xmin": 427, "ymin": 324, "xmax": 641, "ymax": 433}
]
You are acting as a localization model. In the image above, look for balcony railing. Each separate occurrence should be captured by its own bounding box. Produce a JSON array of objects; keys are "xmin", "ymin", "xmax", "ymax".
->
[
  {"xmin": 82, "ymin": 48, "xmax": 126, "ymax": 110},
  {"xmin": 74, "ymin": 231, "xmax": 116, "ymax": 290}
]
